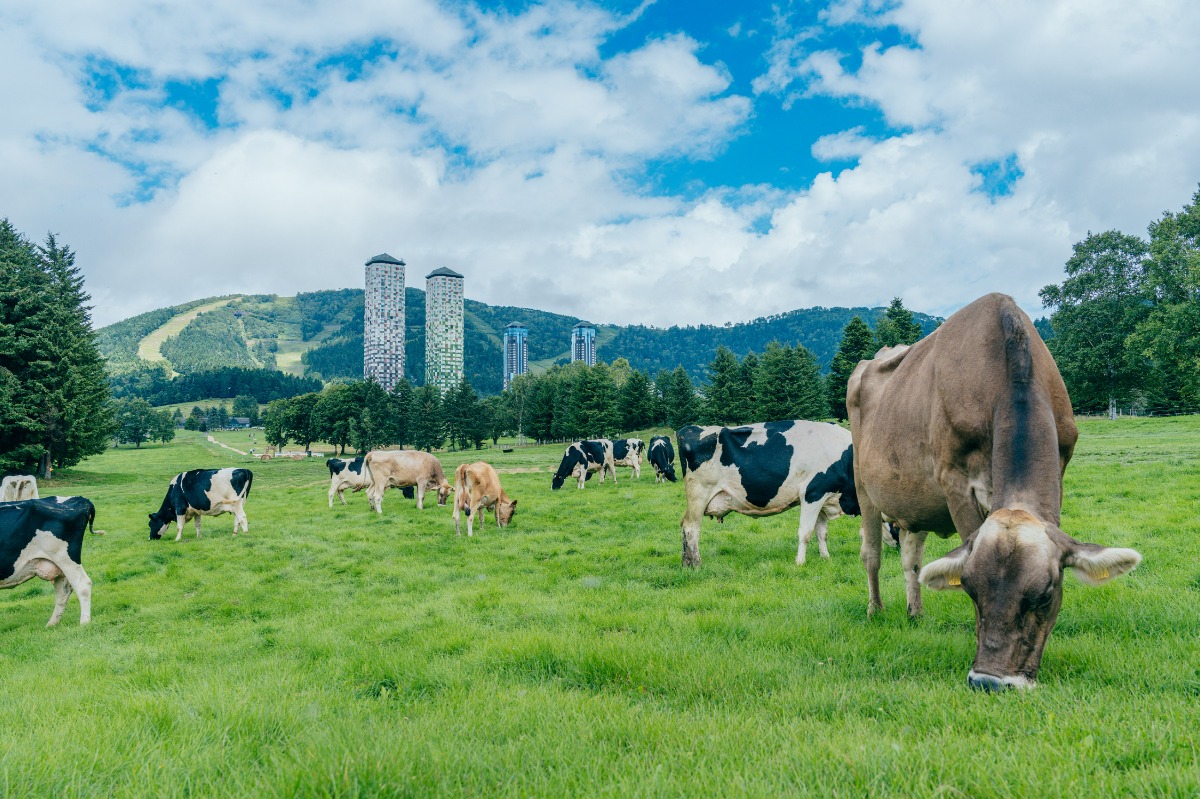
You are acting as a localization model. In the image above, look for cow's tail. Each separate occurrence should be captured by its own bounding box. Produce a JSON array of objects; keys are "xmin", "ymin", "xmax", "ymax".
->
[
  {"xmin": 239, "ymin": 470, "xmax": 253, "ymax": 500},
  {"xmin": 87, "ymin": 500, "xmax": 105, "ymax": 536},
  {"xmin": 455, "ymin": 463, "xmax": 472, "ymax": 515}
]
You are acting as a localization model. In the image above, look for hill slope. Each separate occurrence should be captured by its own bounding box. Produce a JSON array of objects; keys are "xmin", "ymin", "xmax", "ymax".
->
[{"xmin": 97, "ymin": 290, "xmax": 941, "ymax": 395}]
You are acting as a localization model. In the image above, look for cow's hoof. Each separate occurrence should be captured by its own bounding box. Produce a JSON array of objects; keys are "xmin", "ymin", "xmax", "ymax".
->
[{"xmin": 867, "ymin": 601, "xmax": 884, "ymax": 618}]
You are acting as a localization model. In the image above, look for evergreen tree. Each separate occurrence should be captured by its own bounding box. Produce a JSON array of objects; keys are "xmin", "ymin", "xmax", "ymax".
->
[
  {"xmin": 388, "ymin": 379, "xmax": 413, "ymax": 448},
  {"xmin": 793, "ymin": 345, "xmax": 827, "ymax": 420},
  {"xmin": 618, "ymin": 369, "xmax": 656, "ymax": 432},
  {"xmin": 732, "ymin": 352, "xmax": 758, "ymax": 424},
  {"xmin": 827, "ymin": 316, "xmax": 877, "ymax": 420},
  {"xmin": 232, "ymin": 394, "xmax": 260, "ymax": 425},
  {"xmin": 115, "ymin": 397, "xmax": 157, "ymax": 448},
  {"xmin": 527, "ymin": 376, "xmax": 557, "ymax": 443},
  {"xmin": 702, "ymin": 346, "xmax": 741, "ymax": 425},
  {"xmin": 444, "ymin": 378, "xmax": 482, "ymax": 451},
  {"xmin": 408, "ymin": 384, "xmax": 445, "ymax": 452},
  {"xmin": 755, "ymin": 342, "xmax": 800, "ymax": 422},
  {"xmin": 575, "ymin": 363, "xmax": 619, "ymax": 438},
  {"xmin": 662, "ymin": 366, "xmax": 698, "ymax": 429},
  {"xmin": 874, "ymin": 297, "xmax": 923, "ymax": 348},
  {"xmin": 349, "ymin": 380, "xmax": 392, "ymax": 453},
  {"xmin": 482, "ymin": 395, "xmax": 508, "ymax": 445}
]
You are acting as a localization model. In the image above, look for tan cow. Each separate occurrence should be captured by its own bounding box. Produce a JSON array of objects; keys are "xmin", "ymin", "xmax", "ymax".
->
[
  {"xmin": 1, "ymin": 475, "xmax": 39, "ymax": 502},
  {"xmin": 452, "ymin": 462, "xmax": 517, "ymax": 536},
  {"xmin": 365, "ymin": 450, "xmax": 453, "ymax": 513},
  {"xmin": 848, "ymin": 292, "xmax": 1141, "ymax": 690}
]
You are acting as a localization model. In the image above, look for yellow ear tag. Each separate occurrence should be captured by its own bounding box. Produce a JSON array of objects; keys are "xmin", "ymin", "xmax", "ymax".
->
[
  {"xmin": 1096, "ymin": 569, "xmax": 1110, "ymax": 580},
  {"xmin": 947, "ymin": 576, "xmax": 961, "ymax": 587}
]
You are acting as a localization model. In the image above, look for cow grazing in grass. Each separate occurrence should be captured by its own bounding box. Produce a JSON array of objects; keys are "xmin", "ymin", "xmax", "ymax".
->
[
  {"xmin": 551, "ymin": 440, "xmax": 615, "ymax": 490},
  {"xmin": 648, "ymin": 436, "xmax": 676, "ymax": 483},
  {"xmin": 1, "ymin": 496, "xmax": 100, "ymax": 626},
  {"xmin": 326, "ymin": 457, "xmax": 372, "ymax": 508},
  {"xmin": 612, "ymin": 438, "xmax": 644, "ymax": 478},
  {"xmin": 453, "ymin": 462, "xmax": 517, "ymax": 536},
  {"xmin": 149, "ymin": 468, "xmax": 253, "ymax": 541},
  {"xmin": 848, "ymin": 293, "xmax": 1141, "ymax": 690},
  {"xmin": 365, "ymin": 450, "xmax": 452, "ymax": 513},
  {"xmin": 0, "ymin": 475, "xmax": 39, "ymax": 502},
  {"xmin": 677, "ymin": 421, "xmax": 858, "ymax": 567}
]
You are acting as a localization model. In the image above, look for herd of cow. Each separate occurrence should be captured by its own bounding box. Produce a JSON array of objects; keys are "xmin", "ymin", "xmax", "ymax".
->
[{"xmin": 0, "ymin": 294, "xmax": 1143, "ymax": 691}]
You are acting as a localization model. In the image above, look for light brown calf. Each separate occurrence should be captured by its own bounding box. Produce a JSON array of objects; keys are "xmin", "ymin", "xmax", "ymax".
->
[
  {"xmin": 365, "ymin": 450, "xmax": 453, "ymax": 513},
  {"xmin": 453, "ymin": 462, "xmax": 517, "ymax": 536}
]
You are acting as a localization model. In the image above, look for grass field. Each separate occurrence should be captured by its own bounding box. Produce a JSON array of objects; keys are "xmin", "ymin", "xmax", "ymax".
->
[
  {"xmin": 2, "ymin": 419, "xmax": 1198, "ymax": 797},
  {"xmin": 136, "ymin": 298, "xmax": 239, "ymax": 367}
]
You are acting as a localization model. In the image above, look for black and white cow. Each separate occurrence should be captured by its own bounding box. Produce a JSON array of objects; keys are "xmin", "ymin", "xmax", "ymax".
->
[
  {"xmin": 611, "ymin": 438, "xmax": 644, "ymax": 478},
  {"xmin": 149, "ymin": 468, "xmax": 253, "ymax": 541},
  {"xmin": 677, "ymin": 421, "xmax": 858, "ymax": 567},
  {"xmin": 326, "ymin": 457, "xmax": 372, "ymax": 508},
  {"xmin": 1, "ymin": 496, "xmax": 100, "ymax": 626},
  {"xmin": 648, "ymin": 435, "xmax": 676, "ymax": 483},
  {"xmin": 551, "ymin": 440, "xmax": 616, "ymax": 490}
]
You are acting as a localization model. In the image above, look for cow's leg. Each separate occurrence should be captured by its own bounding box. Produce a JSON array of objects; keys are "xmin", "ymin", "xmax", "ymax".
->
[
  {"xmin": 681, "ymin": 484, "xmax": 709, "ymax": 568},
  {"xmin": 795, "ymin": 501, "xmax": 825, "ymax": 565},
  {"xmin": 900, "ymin": 529, "xmax": 928, "ymax": 617},
  {"xmin": 467, "ymin": 502, "xmax": 477, "ymax": 537},
  {"xmin": 234, "ymin": 503, "xmax": 248, "ymax": 535},
  {"xmin": 859, "ymin": 496, "xmax": 885, "ymax": 616},
  {"xmin": 453, "ymin": 496, "xmax": 462, "ymax": 535},
  {"xmin": 194, "ymin": 515, "xmax": 202, "ymax": 538},
  {"xmin": 46, "ymin": 574, "xmax": 73, "ymax": 627},
  {"xmin": 610, "ymin": 464, "xmax": 617, "ymax": 485},
  {"xmin": 369, "ymin": 485, "xmax": 384, "ymax": 515},
  {"xmin": 815, "ymin": 511, "xmax": 831, "ymax": 560},
  {"xmin": 415, "ymin": 485, "xmax": 425, "ymax": 510},
  {"xmin": 176, "ymin": 517, "xmax": 185, "ymax": 542},
  {"xmin": 49, "ymin": 559, "xmax": 91, "ymax": 625}
]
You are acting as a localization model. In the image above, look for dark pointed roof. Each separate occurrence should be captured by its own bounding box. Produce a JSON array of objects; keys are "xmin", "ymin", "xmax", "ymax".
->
[
  {"xmin": 505, "ymin": 321, "xmax": 527, "ymax": 329},
  {"xmin": 365, "ymin": 253, "xmax": 405, "ymax": 266},
  {"xmin": 426, "ymin": 266, "xmax": 464, "ymax": 279},
  {"xmin": 573, "ymin": 321, "xmax": 595, "ymax": 329}
]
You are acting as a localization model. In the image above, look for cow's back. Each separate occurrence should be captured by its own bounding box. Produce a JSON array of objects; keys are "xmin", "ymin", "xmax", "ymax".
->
[{"xmin": 849, "ymin": 293, "xmax": 1076, "ymax": 533}]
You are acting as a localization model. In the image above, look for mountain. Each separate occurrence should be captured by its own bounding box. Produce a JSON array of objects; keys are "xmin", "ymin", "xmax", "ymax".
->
[{"xmin": 96, "ymin": 289, "xmax": 942, "ymax": 396}]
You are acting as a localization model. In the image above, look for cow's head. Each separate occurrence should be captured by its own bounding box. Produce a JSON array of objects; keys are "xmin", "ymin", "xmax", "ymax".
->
[
  {"xmin": 660, "ymin": 464, "xmax": 677, "ymax": 482},
  {"xmin": 921, "ymin": 508, "xmax": 1141, "ymax": 691},
  {"xmin": 497, "ymin": 498, "xmax": 518, "ymax": 527},
  {"xmin": 436, "ymin": 481, "xmax": 453, "ymax": 507},
  {"xmin": 148, "ymin": 512, "xmax": 169, "ymax": 540},
  {"xmin": 551, "ymin": 448, "xmax": 581, "ymax": 490}
]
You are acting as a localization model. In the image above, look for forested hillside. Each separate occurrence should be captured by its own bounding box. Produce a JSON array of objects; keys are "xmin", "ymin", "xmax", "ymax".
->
[{"xmin": 99, "ymin": 287, "xmax": 941, "ymax": 397}]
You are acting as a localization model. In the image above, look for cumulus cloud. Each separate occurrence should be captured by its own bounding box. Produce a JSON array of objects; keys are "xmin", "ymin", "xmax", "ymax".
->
[{"xmin": 1, "ymin": 0, "xmax": 1198, "ymax": 330}]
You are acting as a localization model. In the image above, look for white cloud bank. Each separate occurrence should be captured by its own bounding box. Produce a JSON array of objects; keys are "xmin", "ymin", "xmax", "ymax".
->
[{"xmin": 1, "ymin": 0, "xmax": 1198, "ymax": 328}]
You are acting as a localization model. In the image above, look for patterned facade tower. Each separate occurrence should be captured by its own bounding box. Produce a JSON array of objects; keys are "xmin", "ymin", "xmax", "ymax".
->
[
  {"xmin": 571, "ymin": 321, "xmax": 596, "ymax": 366},
  {"xmin": 425, "ymin": 267, "xmax": 465, "ymax": 393},
  {"xmin": 363, "ymin": 253, "xmax": 406, "ymax": 391},
  {"xmin": 503, "ymin": 322, "xmax": 528, "ymax": 389}
]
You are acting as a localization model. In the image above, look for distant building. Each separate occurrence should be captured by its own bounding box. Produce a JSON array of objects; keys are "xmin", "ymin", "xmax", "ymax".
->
[
  {"xmin": 571, "ymin": 321, "xmax": 596, "ymax": 366},
  {"xmin": 364, "ymin": 253, "xmax": 406, "ymax": 391},
  {"xmin": 503, "ymin": 322, "xmax": 529, "ymax": 388},
  {"xmin": 425, "ymin": 266, "xmax": 465, "ymax": 393}
]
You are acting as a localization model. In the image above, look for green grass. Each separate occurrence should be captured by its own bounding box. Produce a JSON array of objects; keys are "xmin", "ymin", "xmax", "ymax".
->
[
  {"xmin": 136, "ymin": 297, "xmax": 239, "ymax": 367},
  {"xmin": 2, "ymin": 419, "xmax": 1198, "ymax": 797}
]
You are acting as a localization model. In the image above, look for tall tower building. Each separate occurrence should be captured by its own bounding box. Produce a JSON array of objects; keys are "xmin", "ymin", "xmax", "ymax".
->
[
  {"xmin": 425, "ymin": 266, "xmax": 465, "ymax": 393},
  {"xmin": 363, "ymin": 253, "xmax": 406, "ymax": 391},
  {"xmin": 503, "ymin": 322, "xmax": 528, "ymax": 389},
  {"xmin": 571, "ymin": 321, "xmax": 596, "ymax": 366}
]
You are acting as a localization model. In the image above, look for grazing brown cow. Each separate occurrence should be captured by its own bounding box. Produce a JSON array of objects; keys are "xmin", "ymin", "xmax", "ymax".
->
[
  {"xmin": 848, "ymin": 293, "xmax": 1141, "ymax": 691},
  {"xmin": 0, "ymin": 475, "xmax": 39, "ymax": 501},
  {"xmin": 452, "ymin": 462, "xmax": 517, "ymax": 536},
  {"xmin": 365, "ymin": 450, "xmax": 453, "ymax": 513}
]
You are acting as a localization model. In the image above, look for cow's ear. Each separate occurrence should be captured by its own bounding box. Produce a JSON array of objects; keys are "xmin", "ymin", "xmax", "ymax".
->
[
  {"xmin": 920, "ymin": 543, "xmax": 969, "ymax": 591},
  {"xmin": 509, "ymin": 499, "xmax": 517, "ymax": 508},
  {"xmin": 148, "ymin": 513, "xmax": 154, "ymax": 520},
  {"xmin": 1063, "ymin": 541, "xmax": 1142, "ymax": 586}
]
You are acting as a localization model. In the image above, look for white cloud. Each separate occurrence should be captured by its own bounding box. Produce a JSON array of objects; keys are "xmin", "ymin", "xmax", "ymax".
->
[{"xmin": 1, "ymin": 0, "xmax": 1198, "ymax": 333}]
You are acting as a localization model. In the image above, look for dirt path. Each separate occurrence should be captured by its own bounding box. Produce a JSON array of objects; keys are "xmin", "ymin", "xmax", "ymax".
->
[{"xmin": 207, "ymin": 435, "xmax": 248, "ymax": 456}]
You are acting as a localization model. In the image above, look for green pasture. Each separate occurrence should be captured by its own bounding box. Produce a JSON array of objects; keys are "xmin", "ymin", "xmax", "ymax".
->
[{"xmin": 1, "ymin": 419, "xmax": 1197, "ymax": 797}]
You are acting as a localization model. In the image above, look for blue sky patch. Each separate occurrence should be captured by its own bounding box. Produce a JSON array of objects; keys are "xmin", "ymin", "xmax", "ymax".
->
[
  {"xmin": 970, "ymin": 153, "xmax": 1024, "ymax": 199},
  {"xmin": 163, "ymin": 77, "xmax": 223, "ymax": 129}
]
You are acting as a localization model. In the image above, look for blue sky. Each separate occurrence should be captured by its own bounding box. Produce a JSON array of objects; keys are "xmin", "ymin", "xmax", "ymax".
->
[{"xmin": 2, "ymin": 0, "xmax": 1198, "ymax": 327}]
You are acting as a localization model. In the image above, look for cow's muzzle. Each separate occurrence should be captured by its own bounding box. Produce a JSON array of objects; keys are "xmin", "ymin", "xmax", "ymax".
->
[{"xmin": 967, "ymin": 670, "xmax": 1034, "ymax": 692}]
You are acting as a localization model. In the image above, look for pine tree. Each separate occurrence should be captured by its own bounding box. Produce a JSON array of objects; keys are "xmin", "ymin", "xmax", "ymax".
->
[
  {"xmin": 733, "ymin": 352, "xmax": 758, "ymax": 424},
  {"xmin": 663, "ymin": 366, "xmax": 698, "ymax": 429},
  {"xmin": 408, "ymin": 384, "xmax": 445, "ymax": 452},
  {"xmin": 874, "ymin": 297, "xmax": 922, "ymax": 348},
  {"xmin": 619, "ymin": 369, "xmax": 656, "ymax": 432},
  {"xmin": 755, "ymin": 342, "xmax": 800, "ymax": 421},
  {"xmin": 794, "ymin": 345, "xmax": 828, "ymax": 420},
  {"xmin": 575, "ymin": 363, "xmax": 619, "ymax": 438},
  {"xmin": 827, "ymin": 316, "xmax": 877, "ymax": 420},
  {"xmin": 702, "ymin": 346, "xmax": 741, "ymax": 425}
]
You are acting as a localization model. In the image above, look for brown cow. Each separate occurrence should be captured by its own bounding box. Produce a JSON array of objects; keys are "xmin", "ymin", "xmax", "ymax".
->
[
  {"xmin": 848, "ymin": 293, "xmax": 1141, "ymax": 690},
  {"xmin": 452, "ymin": 462, "xmax": 517, "ymax": 536},
  {"xmin": 365, "ymin": 450, "xmax": 453, "ymax": 514}
]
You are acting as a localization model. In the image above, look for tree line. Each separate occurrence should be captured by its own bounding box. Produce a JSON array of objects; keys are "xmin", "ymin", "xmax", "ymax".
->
[
  {"xmin": 261, "ymin": 299, "xmax": 925, "ymax": 454},
  {"xmin": 1040, "ymin": 186, "xmax": 1200, "ymax": 416}
]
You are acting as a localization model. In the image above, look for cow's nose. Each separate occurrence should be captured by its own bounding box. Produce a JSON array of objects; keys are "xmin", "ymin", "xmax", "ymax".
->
[{"xmin": 967, "ymin": 672, "xmax": 1010, "ymax": 692}]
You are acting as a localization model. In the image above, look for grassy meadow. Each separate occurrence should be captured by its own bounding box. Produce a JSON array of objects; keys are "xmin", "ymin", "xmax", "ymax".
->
[{"xmin": 1, "ymin": 419, "xmax": 1197, "ymax": 797}]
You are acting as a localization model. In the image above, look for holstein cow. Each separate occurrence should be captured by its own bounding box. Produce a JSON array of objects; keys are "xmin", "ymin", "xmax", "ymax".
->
[
  {"xmin": 677, "ymin": 420, "xmax": 858, "ymax": 567},
  {"xmin": 453, "ymin": 461, "xmax": 517, "ymax": 536},
  {"xmin": 365, "ymin": 450, "xmax": 452, "ymax": 513},
  {"xmin": 611, "ymin": 438, "xmax": 644, "ymax": 478},
  {"xmin": 848, "ymin": 292, "xmax": 1141, "ymax": 691},
  {"xmin": 148, "ymin": 468, "xmax": 253, "ymax": 541},
  {"xmin": 0, "ymin": 475, "xmax": 39, "ymax": 501},
  {"xmin": 1, "ymin": 496, "xmax": 101, "ymax": 626},
  {"xmin": 551, "ymin": 440, "xmax": 615, "ymax": 490},
  {"xmin": 326, "ymin": 457, "xmax": 372, "ymax": 508},
  {"xmin": 648, "ymin": 435, "xmax": 677, "ymax": 483}
]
